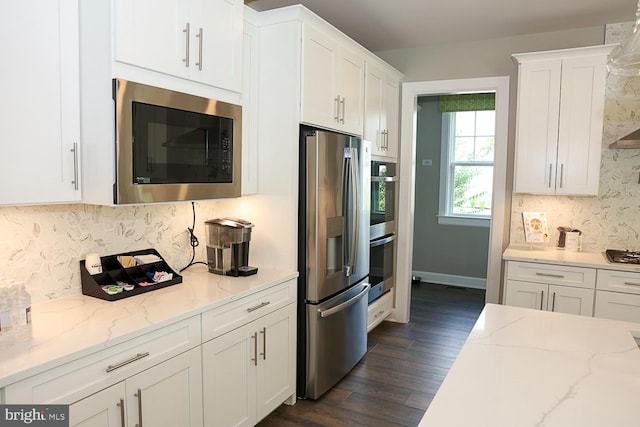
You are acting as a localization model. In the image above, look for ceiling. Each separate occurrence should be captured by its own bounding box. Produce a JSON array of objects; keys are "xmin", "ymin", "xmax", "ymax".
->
[{"xmin": 246, "ymin": 0, "xmax": 638, "ymax": 52}]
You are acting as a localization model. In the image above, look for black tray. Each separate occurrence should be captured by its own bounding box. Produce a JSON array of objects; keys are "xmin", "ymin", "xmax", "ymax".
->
[{"xmin": 80, "ymin": 249, "xmax": 182, "ymax": 301}]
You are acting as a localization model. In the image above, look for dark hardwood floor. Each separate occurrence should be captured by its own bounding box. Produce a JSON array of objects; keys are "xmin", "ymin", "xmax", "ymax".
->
[{"xmin": 257, "ymin": 283, "xmax": 486, "ymax": 427}]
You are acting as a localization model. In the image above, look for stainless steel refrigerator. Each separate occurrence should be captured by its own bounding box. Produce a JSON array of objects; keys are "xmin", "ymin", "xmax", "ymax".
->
[{"xmin": 297, "ymin": 126, "xmax": 371, "ymax": 399}]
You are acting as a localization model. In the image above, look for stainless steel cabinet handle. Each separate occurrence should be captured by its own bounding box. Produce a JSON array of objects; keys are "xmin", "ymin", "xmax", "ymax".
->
[
  {"xmin": 551, "ymin": 292, "xmax": 556, "ymax": 312},
  {"xmin": 251, "ymin": 332, "xmax": 258, "ymax": 366},
  {"xmin": 340, "ymin": 97, "xmax": 345, "ymax": 123},
  {"xmin": 105, "ymin": 352, "xmax": 150, "ymax": 372},
  {"xmin": 71, "ymin": 142, "xmax": 79, "ymax": 190},
  {"xmin": 535, "ymin": 273, "xmax": 565, "ymax": 279},
  {"xmin": 334, "ymin": 95, "xmax": 340, "ymax": 121},
  {"xmin": 195, "ymin": 27, "xmax": 203, "ymax": 70},
  {"xmin": 559, "ymin": 164, "xmax": 564, "ymax": 188},
  {"xmin": 247, "ymin": 301, "xmax": 270, "ymax": 312},
  {"xmin": 260, "ymin": 327, "xmax": 266, "ymax": 360},
  {"xmin": 117, "ymin": 398, "xmax": 125, "ymax": 427},
  {"xmin": 624, "ymin": 281, "xmax": 640, "ymax": 287},
  {"xmin": 135, "ymin": 388, "xmax": 143, "ymax": 427},
  {"xmin": 182, "ymin": 23, "xmax": 190, "ymax": 67},
  {"xmin": 540, "ymin": 290, "xmax": 544, "ymax": 310},
  {"xmin": 548, "ymin": 164, "xmax": 553, "ymax": 188}
]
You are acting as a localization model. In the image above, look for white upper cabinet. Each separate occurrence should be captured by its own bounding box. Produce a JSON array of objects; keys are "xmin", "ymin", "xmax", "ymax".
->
[
  {"xmin": 0, "ymin": 0, "xmax": 81, "ymax": 205},
  {"xmin": 114, "ymin": 0, "xmax": 243, "ymax": 92},
  {"xmin": 513, "ymin": 45, "xmax": 614, "ymax": 195},
  {"xmin": 365, "ymin": 60, "xmax": 401, "ymax": 159},
  {"xmin": 302, "ymin": 23, "xmax": 365, "ymax": 136}
]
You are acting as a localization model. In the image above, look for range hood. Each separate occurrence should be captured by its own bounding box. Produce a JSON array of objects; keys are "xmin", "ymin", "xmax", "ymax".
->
[{"xmin": 609, "ymin": 128, "xmax": 640, "ymax": 148}]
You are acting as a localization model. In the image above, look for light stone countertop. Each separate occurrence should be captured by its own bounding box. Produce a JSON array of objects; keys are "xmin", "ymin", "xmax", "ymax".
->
[
  {"xmin": 0, "ymin": 266, "xmax": 297, "ymax": 388},
  {"xmin": 418, "ymin": 303, "xmax": 640, "ymax": 427},
  {"xmin": 503, "ymin": 244, "xmax": 640, "ymax": 272}
]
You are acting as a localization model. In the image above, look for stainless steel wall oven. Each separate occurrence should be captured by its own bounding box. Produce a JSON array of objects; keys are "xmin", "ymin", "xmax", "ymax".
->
[{"xmin": 369, "ymin": 160, "xmax": 396, "ymax": 304}]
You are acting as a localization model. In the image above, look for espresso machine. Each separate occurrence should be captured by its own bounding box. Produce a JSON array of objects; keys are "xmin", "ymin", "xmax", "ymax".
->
[{"xmin": 205, "ymin": 218, "xmax": 258, "ymax": 276}]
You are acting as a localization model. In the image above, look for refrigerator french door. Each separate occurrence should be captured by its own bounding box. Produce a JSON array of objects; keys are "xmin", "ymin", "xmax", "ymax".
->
[{"xmin": 297, "ymin": 126, "xmax": 371, "ymax": 400}]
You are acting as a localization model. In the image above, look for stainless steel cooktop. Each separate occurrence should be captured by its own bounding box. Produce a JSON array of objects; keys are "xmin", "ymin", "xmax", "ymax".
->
[{"xmin": 605, "ymin": 249, "xmax": 640, "ymax": 264}]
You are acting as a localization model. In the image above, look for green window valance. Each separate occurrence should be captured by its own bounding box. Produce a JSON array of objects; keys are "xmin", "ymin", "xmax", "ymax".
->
[{"xmin": 439, "ymin": 93, "xmax": 495, "ymax": 112}]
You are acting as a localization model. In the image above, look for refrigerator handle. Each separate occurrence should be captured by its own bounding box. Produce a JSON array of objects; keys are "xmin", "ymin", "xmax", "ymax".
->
[
  {"xmin": 342, "ymin": 147, "xmax": 359, "ymax": 277},
  {"xmin": 350, "ymin": 148, "xmax": 360, "ymax": 275},
  {"xmin": 318, "ymin": 283, "xmax": 370, "ymax": 318}
]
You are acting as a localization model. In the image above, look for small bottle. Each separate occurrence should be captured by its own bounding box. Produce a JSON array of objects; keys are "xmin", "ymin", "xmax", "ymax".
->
[
  {"xmin": 0, "ymin": 284, "xmax": 15, "ymax": 347},
  {"xmin": 11, "ymin": 282, "xmax": 32, "ymax": 340}
]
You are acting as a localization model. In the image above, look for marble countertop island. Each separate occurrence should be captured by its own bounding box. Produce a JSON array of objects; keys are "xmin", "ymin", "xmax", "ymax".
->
[{"xmin": 418, "ymin": 303, "xmax": 640, "ymax": 427}]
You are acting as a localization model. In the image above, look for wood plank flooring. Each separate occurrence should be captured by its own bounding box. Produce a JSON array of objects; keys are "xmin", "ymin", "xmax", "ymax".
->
[{"xmin": 257, "ymin": 283, "xmax": 486, "ymax": 427}]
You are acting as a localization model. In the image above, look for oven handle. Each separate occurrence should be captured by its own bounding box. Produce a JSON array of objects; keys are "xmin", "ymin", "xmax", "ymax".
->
[
  {"xmin": 370, "ymin": 234, "xmax": 395, "ymax": 247},
  {"xmin": 371, "ymin": 176, "xmax": 397, "ymax": 183}
]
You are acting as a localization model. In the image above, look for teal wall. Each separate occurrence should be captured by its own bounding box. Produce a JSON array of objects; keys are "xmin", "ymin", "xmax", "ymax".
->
[{"xmin": 412, "ymin": 96, "xmax": 489, "ymax": 280}]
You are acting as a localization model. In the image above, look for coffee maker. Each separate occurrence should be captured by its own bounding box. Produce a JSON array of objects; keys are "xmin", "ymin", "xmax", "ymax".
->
[{"xmin": 205, "ymin": 218, "xmax": 258, "ymax": 276}]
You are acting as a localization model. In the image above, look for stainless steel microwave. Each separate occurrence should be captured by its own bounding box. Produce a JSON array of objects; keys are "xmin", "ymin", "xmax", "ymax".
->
[{"xmin": 113, "ymin": 79, "xmax": 242, "ymax": 204}]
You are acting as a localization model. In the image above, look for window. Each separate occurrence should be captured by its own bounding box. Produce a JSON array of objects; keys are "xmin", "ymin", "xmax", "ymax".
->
[{"xmin": 438, "ymin": 93, "xmax": 495, "ymax": 227}]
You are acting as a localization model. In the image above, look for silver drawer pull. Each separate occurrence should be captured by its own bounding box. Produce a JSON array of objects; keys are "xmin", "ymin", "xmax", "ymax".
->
[
  {"xmin": 106, "ymin": 352, "xmax": 150, "ymax": 372},
  {"xmin": 247, "ymin": 301, "xmax": 270, "ymax": 312},
  {"xmin": 624, "ymin": 281, "xmax": 640, "ymax": 287},
  {"xmin": 535, "ymin": 273, "xmax": 565, "ymax": 278}
]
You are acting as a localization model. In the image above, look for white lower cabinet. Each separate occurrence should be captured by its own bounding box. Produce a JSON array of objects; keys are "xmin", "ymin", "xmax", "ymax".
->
[
  {"xmin": 70, "ymin": 347, "xmax": 203, "ymax": 427},
  {"xmin": 505, "ymin": 280, "xmax": 594, "ymax": 316},
  {"xmin": 367, "ymin": 291, "xmax": 393, "ymax": 332},
  {"xmin": 202, "ymin": 302, "xmax": 296, "ymax": 427},
  {"xmin": 594, "ymin": 269, "xmax": 640, "ymax": 322},
  {"xmin": 504, "ymin": 261, "xmax": 595, "ymax": 316}
]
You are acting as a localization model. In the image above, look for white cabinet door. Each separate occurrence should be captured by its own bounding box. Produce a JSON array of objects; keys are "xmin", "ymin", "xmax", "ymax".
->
[
  {"xmin": 126, "ymin": 348, "xmax": 203, "ymax": 427},
  {"xmin": 70, "ymin": 383, "xmax": 125, "ymax": 427},
  {"xmin": 337, "ymin": 46, "xmax": 365, "ymax": 135},
  {"xmin": 302, "ymin": 23, "xmax": 365, "ymax": 135},
  {"xmin": 505, "ymin": 281, "xmax": 594, "ymax": 316},
  {"xmin": 114, "ymin": 0, "xmax": 188, "ymax": 78},
  {"xmin": 365, "ymin": 61, "xmax": 400, "ymax": 159},
  {"xmin": 191, "ymin": 0, "xmax": 243, "ymax": 90},
  {"xmin": 513, "ymin": 58, "xmax": 561, "ymax": 194},
  {"xmin": 256, "ymin": 304, "xmax": 296, "ymax": 420},
  {"xmin": 202, "ymin": 321, "xmax": 256, "ymax": 427},
  {"xmin": 555, "ymin": 54, "xmax": 607, "ymax": 195},
  {"xmin": 202, "ymin": 303, "xmax": 296, "ymax": 427},
  {"xmin": 594, "ymin": 290, "xmax": 640, "ymax": 323},
  {"xmin": 548, "ymin": 284, "xmax": 594, "ymax": 316},
  {"xmin": 383, "ymin": 76, "xmax": 400, "ymax": 159},
  {"xmin": 302, "ymin": 24, "xmax": 340, "ymax": 130},
  {"xmin": 114, "ymin": 0, "xmax": 242, "ymax": 92},
  {"xmin": 504, "ymin": 280, "xmax": 548, "ymax": 310},
  {"xmin": 513, "ymin": 46, "xmax": 611, "ymax": 195},
  {"xmin": 365, "ymin": 63, "xmax": 385, "ymax": 155},
  {"xmin": 0, "ymin": 0, "xmax": 81, "ymax": 204}
]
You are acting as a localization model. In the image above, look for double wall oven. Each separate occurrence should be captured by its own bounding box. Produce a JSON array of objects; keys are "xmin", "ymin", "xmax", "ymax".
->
[{"xmin": 369, "ymin": 160, "xmax": 396, "ymax": 304}]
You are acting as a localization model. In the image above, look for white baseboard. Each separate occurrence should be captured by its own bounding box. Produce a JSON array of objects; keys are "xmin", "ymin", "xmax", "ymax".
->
[{"xmin": 411, "ymin": 270, "xmax": 486, "ymax": 290}]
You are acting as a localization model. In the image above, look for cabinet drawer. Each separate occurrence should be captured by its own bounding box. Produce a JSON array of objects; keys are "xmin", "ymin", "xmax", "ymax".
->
[
  {"xmin": 506, "ymin": 261, "xmax": 595, "ymax": 289},
  {"xmin": 594, "ymin": 290, "xmax": 640, "ymax": 323},
  {"xmin": 597, "ymin": 269, "xmax": 640, "ymax": 295},
  {"xmin": 202, "ymin": 279, "xmax": 296, "ymax": 342},
  {"xmin": 367, "ymin": 291, "xmax": 393, "ymax": 332},
  {"xmin": 3, "ymin": 315, "xmax": 201, "ymax": 405}
]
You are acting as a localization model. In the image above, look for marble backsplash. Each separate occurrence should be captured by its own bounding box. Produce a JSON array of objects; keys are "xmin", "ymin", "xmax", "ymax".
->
[
  {"xmin": 0, "ymin": 201, "xmax": 229, "ymax": 302},
  {"xmin": 510, "ymin": 22, "xmax": 640, "ymax": 251}
]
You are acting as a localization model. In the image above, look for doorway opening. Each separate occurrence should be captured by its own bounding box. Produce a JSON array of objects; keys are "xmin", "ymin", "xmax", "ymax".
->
[{"xmin": 393, "ymin": 77, "xmax": 510, "ymax": 323}]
